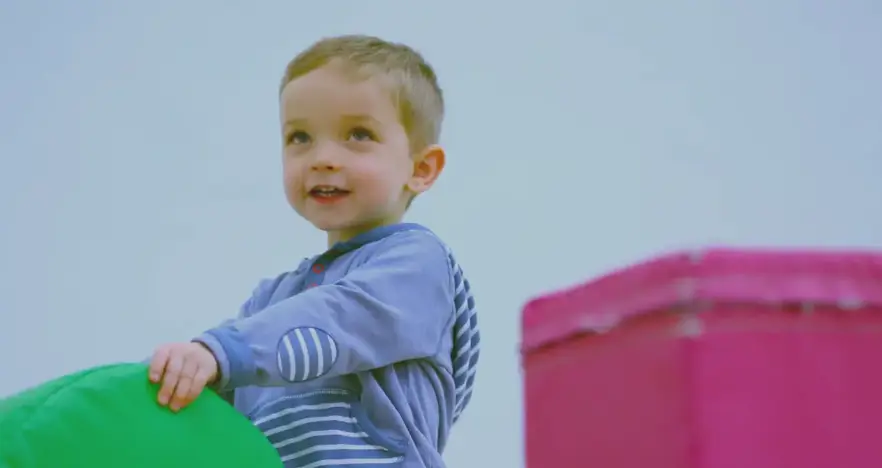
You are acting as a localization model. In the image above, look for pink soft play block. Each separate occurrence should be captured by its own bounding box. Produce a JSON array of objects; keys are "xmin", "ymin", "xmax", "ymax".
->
[{"xmin": 521, "ymin": 249, "xmax": 882, "ymax": 468}]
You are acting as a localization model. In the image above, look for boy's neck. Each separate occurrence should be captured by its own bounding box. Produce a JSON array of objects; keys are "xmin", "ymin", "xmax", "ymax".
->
[{"xmin": 326, "ymin": 217, "xmax": 405, "ymax": 248}]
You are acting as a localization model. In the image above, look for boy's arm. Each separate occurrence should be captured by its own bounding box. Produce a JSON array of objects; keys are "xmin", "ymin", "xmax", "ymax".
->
[
  {"xmin": 195, "ymin": 231, "xmax": 455, "ymax": 391},
  {"xmin": 193, "ymin": 283, "xmax": 273, "ymax": 403}
]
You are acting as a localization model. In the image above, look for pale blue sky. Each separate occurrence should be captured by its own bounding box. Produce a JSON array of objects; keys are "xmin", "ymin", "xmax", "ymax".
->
[{"xmin": 1, "ymin": 1, "xmax": 880, "ymax": 466}]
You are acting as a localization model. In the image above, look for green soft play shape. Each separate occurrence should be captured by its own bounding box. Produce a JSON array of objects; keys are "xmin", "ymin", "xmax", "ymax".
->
[{"xmin": 0, "ymin": 363, "xmax": 282, "ymax": 468}]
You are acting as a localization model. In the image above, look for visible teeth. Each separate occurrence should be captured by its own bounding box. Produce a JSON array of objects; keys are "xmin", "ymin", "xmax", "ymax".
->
[{"xmin": 311, "ymin": 187, "xmax": 347, "ymax": 197}]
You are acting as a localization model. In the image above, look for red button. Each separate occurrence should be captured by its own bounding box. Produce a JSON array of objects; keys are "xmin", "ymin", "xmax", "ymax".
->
[
  {"xmin": 312, "ymin": 264, "xmax": 324, "ymax": 273},
  {"xmin": 308, "ymin": 282, "xmax": 318, "ymax": 288}
]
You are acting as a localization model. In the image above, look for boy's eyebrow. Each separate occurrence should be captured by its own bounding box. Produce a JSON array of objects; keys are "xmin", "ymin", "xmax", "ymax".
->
[{"xmin": 282, "ymin": 118, "xmax": 308, "ymax": 130}]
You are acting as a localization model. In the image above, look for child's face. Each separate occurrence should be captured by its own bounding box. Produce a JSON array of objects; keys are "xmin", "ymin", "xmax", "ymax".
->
[{"xmin": 279, "ymin": 63, "xmax": 416, "ymax": 244}]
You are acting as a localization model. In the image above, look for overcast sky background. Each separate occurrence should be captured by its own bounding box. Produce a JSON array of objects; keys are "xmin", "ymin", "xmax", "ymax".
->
[{"xmin": 1, "ymin": 1, "xmax": 880, "ymax": 466}]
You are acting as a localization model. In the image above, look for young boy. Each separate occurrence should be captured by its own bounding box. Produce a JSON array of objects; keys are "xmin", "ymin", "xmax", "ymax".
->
[{"xmin": 147, "ymin": 35, "xmax": 480, "ymax": 467}]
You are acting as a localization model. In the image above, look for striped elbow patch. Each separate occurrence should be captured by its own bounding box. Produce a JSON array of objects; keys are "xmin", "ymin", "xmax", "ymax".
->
[{"xmin": 276, "ymin": 327, "xmax": 338, "ymax": 382}]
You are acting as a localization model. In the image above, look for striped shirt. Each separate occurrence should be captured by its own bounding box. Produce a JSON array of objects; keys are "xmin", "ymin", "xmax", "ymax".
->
[{"xmin": 197, "ymin": 223, "xmax": 480, "ymax": 467}]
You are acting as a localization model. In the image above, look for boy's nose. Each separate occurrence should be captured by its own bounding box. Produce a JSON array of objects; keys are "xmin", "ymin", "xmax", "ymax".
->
[
  {"xmin": 311, "ymin": 161, "xmax": 339, "ymax": 171},
  {"xmin": 310, "ymin": 145, "xmax": 342, "ymax": 171}
]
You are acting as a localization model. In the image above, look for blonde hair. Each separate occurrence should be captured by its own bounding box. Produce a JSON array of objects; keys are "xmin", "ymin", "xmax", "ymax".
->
[{"xmin": 280, "ymin": 35, "xmax": 445, "ymax": 152}]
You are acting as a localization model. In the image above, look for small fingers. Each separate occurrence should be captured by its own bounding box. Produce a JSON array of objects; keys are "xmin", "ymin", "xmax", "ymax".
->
[
  {"xmin": 158, "ymin": 353, "xmax": 184, "ymax": 406},
  {"xmin": 169, "ymin": 358, "xmax": 199, "ymax": 412},
  {"xmin": 180, "ymin": 365, "xmax": 214, "ymax": 410},
  {"xmin": 148, "ymin": 346, "xmax": 171, "ymax": 383}
]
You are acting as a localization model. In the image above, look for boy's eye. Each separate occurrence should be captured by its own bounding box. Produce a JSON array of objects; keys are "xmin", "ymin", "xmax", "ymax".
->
[
  {"xmin": 348, "ymin": 127, "xmax": 376, "ymax": 142},
  {"xmin": 287, "ymin": 130, "xmax": 311, "ymax": 145}
]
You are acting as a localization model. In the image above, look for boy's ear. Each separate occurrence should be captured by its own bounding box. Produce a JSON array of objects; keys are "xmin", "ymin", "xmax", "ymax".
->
[{"xmin": 407, "ymin": 145, "xmax": 445, "ymax": 194}]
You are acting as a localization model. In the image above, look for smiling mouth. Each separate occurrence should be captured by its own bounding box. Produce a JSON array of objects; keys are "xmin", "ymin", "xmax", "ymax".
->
[{"xmin": 309, "ymin": 186, "xmax": 351, "ymax": 201}]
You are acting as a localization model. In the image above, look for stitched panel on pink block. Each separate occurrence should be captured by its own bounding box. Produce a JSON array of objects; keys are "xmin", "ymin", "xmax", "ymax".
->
[{"xmin": 522, "ymin": 249, "xmax": 882, "ymax": 468}]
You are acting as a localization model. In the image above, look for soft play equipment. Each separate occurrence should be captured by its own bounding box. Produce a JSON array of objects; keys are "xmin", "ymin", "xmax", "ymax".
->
[
  {"xmin": 522, "ymin": 248, "xmax": 882, "ymax": 468},
  {"xmin": 0, "ymin": 363, "xmax": 282, "ymax": 468}
]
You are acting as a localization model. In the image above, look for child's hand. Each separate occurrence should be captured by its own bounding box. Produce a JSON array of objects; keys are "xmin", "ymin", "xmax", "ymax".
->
[{"xmin": 148, "ymin": 342, "xmax": 219, "ymax": 412}]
